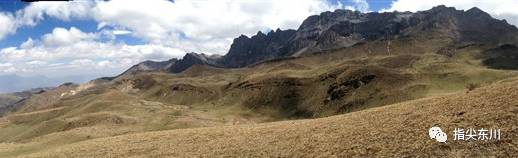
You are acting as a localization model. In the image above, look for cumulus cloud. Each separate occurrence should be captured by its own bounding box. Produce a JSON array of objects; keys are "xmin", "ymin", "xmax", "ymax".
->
[
  {"xmin": 15, "ymin": 1, "xmax": 95, "ymax": 26},
  {"xmin": 42, "ymin": 27, "xmax": 96, "ymax": 47},
  {"xmin": 0, "ymin": 27, "xmax": 185, "ymax": 78},
  {"xmin": 0, "ymin": 62, "xmax": 17, "ymax": 73},
  {"xmin": 382, "ymin": 0, "xmax": 518, "ymax": 27},
  {"xmin": 91, "ymin": 0, "xmax": 348, "ymax": 54},
  {"xmin": 0, "ymin": 12, "xmax": 16, "ymax": 40},
  {"xmin": 112, "ymin": 30, "xmax": 131, "ymax": 35},
  {"xmin": 351, "ymin": 0, "xmax": 369, "ymax": 12},
  {"xmin": 20, "ymin": 37, "xmax": 35, "ymax": 49},
  {"xmin": 0, "ymin": 1, "xmax": 95, "ymax": 40}
]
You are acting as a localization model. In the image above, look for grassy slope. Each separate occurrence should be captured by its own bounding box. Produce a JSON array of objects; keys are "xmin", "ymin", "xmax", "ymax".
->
[
  {"xmin": 9, "ymin": 77, "xmax": 518, "ymax": 157},
  {"xmin": 0, "ymin": 94, "xmax": 20, "ymax": 107},
  {"xmin": 0, "ymin": 41, "xmax": 517, "ymax": 157}
]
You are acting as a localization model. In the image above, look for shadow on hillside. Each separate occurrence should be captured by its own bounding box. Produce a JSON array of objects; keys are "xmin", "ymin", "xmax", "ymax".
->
[{"xmin": 482, "ymin": 44, "xmax": 518, "ymax": 70}]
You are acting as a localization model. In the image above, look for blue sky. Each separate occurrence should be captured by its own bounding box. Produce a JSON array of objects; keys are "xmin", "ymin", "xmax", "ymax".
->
[
  {"xmin": 345, "ymin": 0, "xmax": 392, "ymax": 11},
  {"xmin": 0, "ymin": 0, "xmax": 517, "ymax": 92},
  {"xmin": 0, "ymin": 1, "xmax": 144, "ymax": 49}
]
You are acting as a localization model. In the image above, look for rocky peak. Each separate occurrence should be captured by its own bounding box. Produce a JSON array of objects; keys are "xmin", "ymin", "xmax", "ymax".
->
[
  {"xmin": 237, "ymin": 34, "xmax": 249, "ymax": 39},
  {"xmin": 255, "ymin": 31, "xmax": 266, "ymax": 37},
  {"xmin": 297, "ymin": 9, "xmax": 363, "ymax": 40},
  {"xmin": 424, "ymin": 6, "xmax": 518, "ymax": 43},
  {"xmin": 118, "ymin": 5, "xmax": 518, "ymax": 75},
  {"xmin": 221, "ymin": 29, "xmax": 296, "ymax": 68},
  {"xmin": 168, "ymin": 52, "xmax": 221, "ymax": 73},
  {"xmin": 428, "ymin": 5, "xmax": 456, "ymax": 12},
  {"xmin": 466, "ymin": 7, "xmax": 487, "ymax": 16},
  {"xmin": 119, "ymin": 58, "xmax": 178, "ymax": 76},
  {"xmin": 299, "ymin": 9, "xmax": 362, "ymax": 29}
]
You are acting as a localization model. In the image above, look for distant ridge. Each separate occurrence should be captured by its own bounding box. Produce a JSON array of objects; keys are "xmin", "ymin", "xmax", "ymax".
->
[{"xmin": 119, "ymin": 5, "xmax": 518, "ymax": 77}]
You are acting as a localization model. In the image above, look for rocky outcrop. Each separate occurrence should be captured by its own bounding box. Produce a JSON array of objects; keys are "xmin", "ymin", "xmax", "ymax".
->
[
  {"xmin": 168, "ymin": 53, "xmax": 222, "ymax": 73},
  {"xmin": 409, "ymin": 5, "xmax": 518, "ymax": 43},
  {"xmin": 120, "ymin": 59, "xmax": 178, "ymax": 76},
  {"xmin": 220, "ymin": 29, "xmax": 296, "ymax": 68},
  {"xmin": 217, "ymin": 5, "xmax": 518, "ymax": 69}
]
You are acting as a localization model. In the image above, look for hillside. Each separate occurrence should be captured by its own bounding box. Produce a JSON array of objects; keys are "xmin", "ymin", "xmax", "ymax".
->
[
  {"xmin": 3, "ymin": 76, "xmax": 517, "ymax": 157},
  {"xmin": 0, "ymin": 40, "xmax": 516, "ymax": 157},
  {"xmin": 0, "ymin": 88, "xmax": 48, "ymax": 116},
  {"xmin": 0, "ymin": 5, "xmax": 518, "ymax": 157}
]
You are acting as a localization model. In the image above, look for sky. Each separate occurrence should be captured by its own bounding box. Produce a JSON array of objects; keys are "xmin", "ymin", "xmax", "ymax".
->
[{"xmin": 0, "ymin": 0, "xmax": 517, "ymax": 92}]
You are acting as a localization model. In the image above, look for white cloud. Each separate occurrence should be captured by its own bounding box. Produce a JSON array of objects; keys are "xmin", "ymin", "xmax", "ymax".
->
[
  {"xmin": 42, "ymin": 27, "xmax": 96, "ymax": 47},
  {"xmin": 0, "ymin": 1, "xmax": 95, "ymax": 41},
  {"xmin": 97, "ymin": 60, "xmax": 112, "ymax": 68},
  {"xmin": 70, "ymin": 59, "xmax": 94, "ymax": 65},
  {"xmin": 0, "ymin": 62, "xmax": 16, "ymax": 73},
  {"xmin": 382, "ymin": 0, "xmax": 518, "ymax": 27},
  {"xmin": 91, "ymin": 0, "xmax": 346, "ymax": 54},
  {"xmin": 26, "ymin": 60, "xmax": 47, "ymax": 65},
  {"xmin": 112, "ymin": 30, "xmax": 131, "ymax": 35},
  {"xmin": 20, "ymin": 37, "xmax": 35, "ymax": 49},
  {"xmin": 15, "ymin": 1, "xmax": 95, "ymax": 27},
  {"xmin": 2, "ymin": 67, "xmax": 18, "ymax": 73},
  {"xmin": 351, "ymin": 0, "xmax": 369, "ymax": 12},
  {"xmin": 0, "ymin": 62, "xmax": 13, "ymax": 67},
  {"xmin": 0, "ymin": 12, "xmax": 16, "ymax": 40},
  {"xmin": 0, "ymin": 27, "xmax": 186, "ymax": 77}
]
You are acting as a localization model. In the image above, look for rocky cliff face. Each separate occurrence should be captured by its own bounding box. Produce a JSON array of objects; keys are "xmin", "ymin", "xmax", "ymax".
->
[
  {"xmin": 284, "ymin": 5, "xmax": 518, "ymax": 56},
  {"xmin": 122, "ymin": 5, "xmax": 518, "ymax": 75},
  {"xmin": 218, "ymin": 5, "xmax": 518, "ymax": 69},
  {"xmin": 399, "ymin": 6, "xmax": 518, "ymax": 44},
  {"xmin": 220, "ymin": 29, "xmax": 296, "ymax": 68}
]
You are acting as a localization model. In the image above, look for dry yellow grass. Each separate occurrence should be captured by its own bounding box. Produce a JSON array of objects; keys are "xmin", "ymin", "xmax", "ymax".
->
[
  {"xmin": 10, "ymin": 77, "xmax": 518, "ymax": 157},
  {"xmin": 1, "ymin": 42, "xmax": 517, "ymax": 157}
]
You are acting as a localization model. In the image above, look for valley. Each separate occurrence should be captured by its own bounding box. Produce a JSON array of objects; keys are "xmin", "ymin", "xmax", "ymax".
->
[{"xmin": 0, "ymin": 5, "xmax": 517, "ymax": 157}]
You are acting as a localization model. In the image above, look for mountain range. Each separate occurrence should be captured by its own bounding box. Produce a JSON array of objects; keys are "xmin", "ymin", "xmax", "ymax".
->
[
  {"xmin": 1, "ymin": 5, "xmax": 518, "ymax": 157},
  {"xmin": 122, "ymin": 5, "xmax": 518, "ymax": 76}
]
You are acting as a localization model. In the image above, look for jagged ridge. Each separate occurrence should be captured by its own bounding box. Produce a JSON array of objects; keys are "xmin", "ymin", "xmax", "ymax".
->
[{"xmin": 122, "ymin": 5, "xmax": 518, "ymax": 76}]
